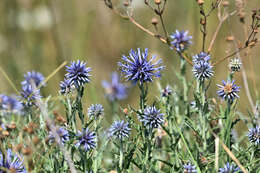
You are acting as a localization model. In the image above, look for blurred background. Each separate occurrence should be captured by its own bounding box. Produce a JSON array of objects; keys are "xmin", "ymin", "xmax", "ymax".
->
[{"xmin": 0, "ymin": 0, "xmax": 259, "ymax": 118}]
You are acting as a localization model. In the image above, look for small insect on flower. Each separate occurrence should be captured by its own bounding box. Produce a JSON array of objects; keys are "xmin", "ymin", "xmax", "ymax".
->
[
  {"xmin": 229, "ymin": 58, "xmax": 242, "ymax": 72},
  {"xmin": 219, "ymin": 162, "xmax": 240, "ymax": 173},
  {"xmin": 20, "ymin": 85, "xmax": 41, "ymax": 106},
  {"xmin": 109, "ymin": 120, "xmax": 131, "ymax": 140},
  {"xmin": 248, "ymin": 126, "xmax": 260, "ymax": 146},
  {"xmin": 75, "ymin": 128, "xmax": 96, "ymax": 151},
  {"xmin": 118, "ymin": 48, "xmax": 164, "ymax": 84},
  {"xmin": 139, "ymin": 106, "xmax": 164, "ymax": 129},
  {"xmin": 0, "ymin": 95, "xmax": 23, "ymax": 113},
  {"xmin": 183, "ymin": 162, "xmax": 197, "ymax": 173},
  {"xmin": 0, "ymin": 149, "xmax": 27, "ymax": 173},
  {"xmin": 217, "ymin": 80, "xmax": 240, "ymax": 103},
  {"xmin": 87, "ymin": 104, "xmax": 104, "ymax": 119},
  {"xmin": 65, "ymin": 60, "xmax": 91, "ymax": 88},
  {"xmin": 102, "ymin": 72, "xmax": 128, "ymax": 101},
  {"xmin": 48, "ymin": 127, "xmax": 70, "ymax": 144},
  {"xmin": 21, "ymin": 71, "xmax": 45, "ymax": 87},
  {"xmin": 170, "ymin": 30, "xmax": 192, "ymax": 52}
]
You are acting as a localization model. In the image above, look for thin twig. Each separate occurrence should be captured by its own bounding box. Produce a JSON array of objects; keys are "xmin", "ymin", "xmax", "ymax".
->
[{"xmin": 0, "ymin": 66, "xmax": 20, "ymax": 95}]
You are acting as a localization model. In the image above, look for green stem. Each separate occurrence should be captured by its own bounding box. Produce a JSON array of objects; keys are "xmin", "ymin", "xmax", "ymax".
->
[{"xmin": 119, "ymin": 140, "xmax": 123, "ymax": 172}]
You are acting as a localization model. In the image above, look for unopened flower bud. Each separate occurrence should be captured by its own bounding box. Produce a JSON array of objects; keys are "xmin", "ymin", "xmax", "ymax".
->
[
  {"xmin": 123, "ymin": 1, "xmax": 129, "ymax": 7},
  {"xmin": 229, "ymin": 58, "xmax": 242, "ymax": 72},
  {"xmin": 222, "ymin": 1, "xmax": 229, "ymax": 7},
  {"xmin": 226, "ymin": 36, "xmax": 234, "ymax": 41},
  {"xmin": 151, "ymin": 17, "xmax": 158, "ymax": 25},
  {"xmin": 154, "ymin": 0, "xmax": 161, "ymax": 5},
  {"xmin": 197, "ymin": 0, "xmax": 204, "ymax": 5}
]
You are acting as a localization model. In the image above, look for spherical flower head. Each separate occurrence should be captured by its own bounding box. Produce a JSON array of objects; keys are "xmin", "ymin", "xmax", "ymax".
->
[
  {"xmin": 248, "ymin": 126, "xmax": 260, "ymax": 146},
  {"xmin": 192, "ymin": 61, "xmax": 214, "ymax": 81},
  {"xmin": 219, "ymin": 162, "xmax": 240, "ymax": 173},
  {"xmin": 59, "ymin": 78, "xmax": 74, "ymax": 95},
  {"xmin": 217, "ymin": 80, "xmax": 240, "ymax": 103},
  {"xmin": 161, "ymin": 85, "xmax": 173, "ymax": 97},
  {"xmin": 21, "ymin": 71, "xmax": 45, "ymax": 87},
  {"xmin": 75, "ymin": 128, "xmax": 96, "ymax": 151},
  {"xmin": 192, "ymin": 52, "xmax": 211, "ymax": 64},
  {"xmin": 102, "ymin": 72, "xmax": 128, "ymax": 101},
  {"xmin": 229, "ymin": 58, "xmax": 242, "ymax": 72},
  {"xmin": 0, "ymin": 95, "xmax": 23, "ymax": 113},
  {"xmin": 48, "ymin": 127, "xmax": 69, "ymax": 144},
  {"xmin": 0, "ymin": 149, "xmax": 27, "ymax": 173},
  {"xmin": 170, "ymin": 30, "xmax": 192, "ymax": 52},
  {"xmin": 87, "ymin": 104, "xmax": 104, "ymax": 119},
  {"xmin": 183, "ymin": 162, "xmax": 197, "ymax": 173},
  {"xmin": 139, "ymin": 106, "xmax": 164, "ymax": 129},
  {"xmin": 20, "ymin": 85, "xmax": 41, "ymax": 106},
  {"xmin": 65, "ymin": 60, "xmax": 91, "ymax": 88},
  {"xmin": 109, "ymin": 120, "xmax": 131, "ymax": 140},
  {"xmin": 118, "ymin": 48, "xmax": 164, "ymax": 84}
]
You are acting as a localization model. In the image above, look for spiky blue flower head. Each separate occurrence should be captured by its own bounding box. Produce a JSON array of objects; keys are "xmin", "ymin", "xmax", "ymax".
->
[
  {"xmin": 192, "ymin": 52, "xmax": 211, "ymax": 64},
  {"xmin": 217, "ymin": 80, "xmax": 240, "ymax": 103},
  {"xmin": 75, "ymin": 128, "xmax": 96, "ymax": 151},
  {"xmin": 118, "ymin": 48, "xmax": 164, "ymax": 84},
  {"xmin": 109, "ymin": 120, "xmax": 131, "ymax": 140},
  {"xmin": 139, "ymin": 106, "xmax": 164, "ymax": 129},
  {"xmin": 170, "ymin": 30, "xmax": 192, "ymax": 52},
  {"xmin": 21, "ymin": 71, "xmax": 45, "ymax": 87},
  {"xmin": 248, "ymin": 126, "xmax": 260, "ymax": 146},
  {"xmin": 102, "ymin": 72, "xmax": 128, "ymax": 101},
  {"xmin": 219, "ymin": 162, "xmax": 240, "ymax": 173},
  {"xmin": 59, "ymin": 78, "xmax": 74, "ymax": 94},
  {"xmin": 161, "ymin": 85, "xmax": 173, "ymax": 97},
  {"xmin": 0, "ymin": 95, "xmax": 23, "ymax": 113},
  {"xmin": 20, "ymin": 85, "xmax": 41, "ymax": 106},
  {"xmin": 87, "ymin": 104, "xmax": 104, "ymax": 119},
  {"xmin": 183, "ymin": 162, "xmax": 197, "ymax": 173},
  {"xmin": 192, "ymin": 61, "xmax": 214, "ymax": 81},
  {"xmin": 48, "ymin": 127, "xmax": 70, "ymax": 144},
  {"xmin": 65, "ymin": 60, "xmax": 91, "ymax": 88},
  {"xmin": 0, "ymin": 149, "xmax": 27, "ymax": 173}
]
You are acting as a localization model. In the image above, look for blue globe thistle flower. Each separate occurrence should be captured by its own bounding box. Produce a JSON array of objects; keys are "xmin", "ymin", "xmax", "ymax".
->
[
  {"xmin": 20, "ymin": 85, "xmax": 41, "ymax": 106},
  {"xmin": 102, "ymin": 72, "xmax": 128, "ymax": 101},
  {"xmin": 48, "ymin": 127, "xmax": 70, "ymax": 144},
  {"xmin": 65, "ymin": 60, "xmax": 91, "ymax": 88},
  {"xmin": 161, "ymin": 85, "xmax": 173, "ymax": 97},
  {"xmin": 0, "ymin": 149, "xmax": 27, "ymax": 173},
  {"xmin": 139, "ymin": 106, "xmax": 164, "ymax": 129},
  {"xmin": 59, "ymin": 78, "xmax": 74, "ymax": 94},
  {"xmin": 170, "ymin": 30, "xmax": 192, "ymax": 52},
  {"xmin": 219, "ymin": 162, "xmax": 240, "ymax": 173},
  {"xmin": 87, "ymin": 104, "xmax": 104, "ymax": 119},
  {"xmin": 75, "ymin": 128, "xmax": 96, "ymax": 151},
  {"xmin": 0, "ymin": 95, "xmax": 23, "ymax": 113},
  {"xmin": 248, "ymin": 126, "xmax": 260, "ymax": 146},
  {"xmin": 183, "ymin": 162, "xmax": 197, "ymax": 173},
  {"xmin": 217, "ymin": 80, "xmax": 240, "ymax": 103},
  {"xmin": 118, "ymin": 48, "xmax": 164, "ymax": 84},
  {"xmin": 21, "ymin": 71, "xmax": 45, "ymax": 87},
  {"xmin": 109, "ymin": 120, "xmax": 131, "ymax": 140},
  {"xmin": 192, "ymin": 61, "xmax": 214, "ymax": 81},
  {"xmin": 192, "ymin": 52, "xmax": 211, "ymax": 64}
]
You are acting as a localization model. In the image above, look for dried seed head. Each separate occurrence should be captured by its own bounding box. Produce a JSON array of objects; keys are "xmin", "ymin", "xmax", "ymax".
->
[
  {"xmin": 22, "ymin": 146, "xmax": 32, "ymax": 155},
  {"xmin": 109, "ymin": 171, "xmax": 117, "ymax": 173},
  {"xmin": 32, "ymin": 136, "xmax": 40, "ymax": 145},
  {"xmin": 56, "ymin": 115, "xmax": 66, "ymax": 124},
  {"xmin": 123, "ymin": 108, "xmax": 128, "ymax": 114},
  {"xmin": 123, "ymin": 1, "xmax": 129, "ymax": 7},
  {"xmin": 197, "ymin": 0, "xmax": 204, "ymax": 5},
  {"xmin": 7, "ymin": 122, "xmax": 16, "ymax": 130},
  {"xmin": 200, "ymin": 18, "xmax": 206, "ymax": 25},
  {"xmin": 151, "ymin": 17, "xmax": 158, "ymax": 25},
  {"xmin": 154, "ymin": 0, "xmax": 161, "ymax": 5},
  {"xmin": 15, "ymin": 143, "xmax": 23, "ymax": 152},
  {"xmin": 2, "ymin": 130, "xmax": 9, "ymax": 136},
  {"xmin": 226, "ymin": 36, "xmax": 234, "ymax": 41}
]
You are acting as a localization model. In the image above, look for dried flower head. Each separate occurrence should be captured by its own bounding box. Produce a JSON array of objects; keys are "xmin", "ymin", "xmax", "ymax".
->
[
  {"xmin": 118, "ymin": 48, "xmax": 164, "ymax": 84},
  {"xmin": 139, "ymin": 106, "xmax": 164, "ymax": 129},
  {"xmin": 170, "ymin": 30, "xmax": 192, "ymax": 52},
  {"xmin": 75, "ymin": 128, "xmax": 96, "ymax": 151},
  {"xmin": 248, "ymin": 126, "xmax": 260, "ymax": 146},
  {"xmin": 219, "ymin": 162, "xmax": 240, "ymax": 173},
  {"xmin": 87, "ymin": 104, "xmax": 104, "ymax": 119},
  {"xmin": 217, "ymin": 80, "xmax": 240, "ymax": 103},
  {"xmin": 102, "ymin": 72, "xmax": 128, "ymax": 101},
  {"xmin": 109, "ymin": 120, "xmax": 131, "ymax": 140},
  {"xmin": 65, "ymin": 60, "xmax": 91, "ymax": 88}
]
